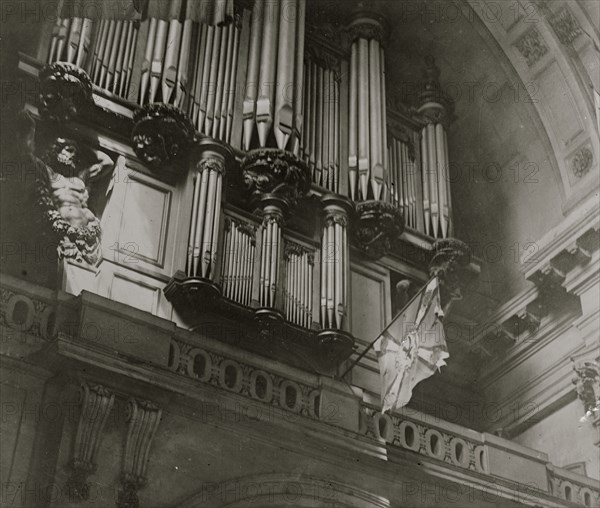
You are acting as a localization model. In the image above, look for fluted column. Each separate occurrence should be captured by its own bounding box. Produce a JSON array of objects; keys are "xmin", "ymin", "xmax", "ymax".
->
[
  {"xmin": 320, "ymin": 196, "xmax": 352, "ymax": 331},
  {"xmin": 418, "ymin": 56, "xmax": 453, "ymax": 239},
  {"xmin": 186, "ymin": 139, "xmax": 232, "ymax": 283}
]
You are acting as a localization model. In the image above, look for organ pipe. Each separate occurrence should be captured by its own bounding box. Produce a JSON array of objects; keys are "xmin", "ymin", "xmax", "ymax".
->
[
  {"xmin": 347, "ymin": 15, "xmax": 388, "ymax": 203},
  {"xmin": 284, "ymin": 242, "xmax": 314, "ymax": 328},
  {"xmin": 242, "ymin": 0, "xmax": 306, "ymax": 151},
  {"xmin": 320, "ymin": 197, "xmax": 351, "ymax": 331},
  {"xmin": 221, "ymin": 217, "xmax": 256, "ymax": 306},
  {"xmin": 258, "ymin": 206, "xmax": 284, "ymax": 309},
  {"xmin": 418, "ymin": 56, "xmax": 454, "ymax": 238}
]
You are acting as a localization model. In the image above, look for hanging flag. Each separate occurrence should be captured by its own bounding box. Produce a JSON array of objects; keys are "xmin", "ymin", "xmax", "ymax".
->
[{"xmin": 374, "ymin": 277, "xmax": 448, "ymax": 413}]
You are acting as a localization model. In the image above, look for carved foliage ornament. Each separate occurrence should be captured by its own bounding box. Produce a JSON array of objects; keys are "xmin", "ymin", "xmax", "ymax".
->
[
  {"xmin": 515, "ymin": 28, "xmax": 548, "ymax": 67},
  {"xmin": 428, "ymin": 238, "xmax": 472, "ymax": 299},
  {"xmin": 241, "ymin": 149, "xmax": 311, "ymax": 207},
  {"xmin": 131, "ymin": 103, "xmax": 195, "ymax": 170},
  {"xmin": 571, "ymin": 147, "xmax": 594, "ymax": 179},
  {"xmin": 39, "ymin": 62, "xmax": 94, "ymax": 122},
  {"xmin": 549, "ymin": 7, "xmax": 583, "ymax": 45}
]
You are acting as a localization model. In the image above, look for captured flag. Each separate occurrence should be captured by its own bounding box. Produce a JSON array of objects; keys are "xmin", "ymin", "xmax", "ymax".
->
[{"xmin": 374, "ymin": 277, "xmax": 448, "ymax": 413}]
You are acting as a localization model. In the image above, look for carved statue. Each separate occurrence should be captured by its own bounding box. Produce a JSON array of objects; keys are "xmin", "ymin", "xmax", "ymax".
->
[
  {"xmin": 18, "ymin": 111, "xmax": 114, "ymax": 264},
  {"xmin": 572, "ymin": 359, "xmax": 600, "ymax": 417}
]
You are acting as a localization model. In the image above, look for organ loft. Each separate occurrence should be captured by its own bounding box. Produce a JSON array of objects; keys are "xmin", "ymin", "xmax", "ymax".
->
[{"xmin": 1, "ymin": 0, "xmax": 599, "ymax": 507}]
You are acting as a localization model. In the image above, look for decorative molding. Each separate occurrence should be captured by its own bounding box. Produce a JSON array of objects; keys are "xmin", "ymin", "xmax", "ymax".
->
[
  {"xmin": 549, "ymin": 466, "xmax": 600, "ymax": 507},
  {"xmin": 360, "ymin": 405, "xmax": 489, "ymax": 474},
  {"xmin": 428, "ymin": 239, "xmax": 473, "ymax": 305},
  {"xmin": 38, "ymin": 62, "xmax": 93, "ymax": 122},
  {"xmin": 549, "ymin": 7, "xmax": 583, "ymax": 45},
  {"xmin": 168, "ymin": 337, "xmax": 321, "ymax": 421},
  {"xmin": 514, "ymin": 28, "xmax": 549, "ymax": 67},
  {"xmin": 66, "ymin": 382, "xmax": 115, "ymax": 501},
  {"xmin": 117, "ymin": 398, "xmax": 162, "ymax": 508}
]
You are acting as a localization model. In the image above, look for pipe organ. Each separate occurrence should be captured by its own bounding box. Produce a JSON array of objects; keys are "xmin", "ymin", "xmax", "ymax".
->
[
  {"xmin": 387, "ymin": 131, "xmax": 418, "ymax": 230},
  {"xmin": 39, "ymin": 1, "xmax": 458, "ymax": 355},
  {"xmin": 418, "ymin": 56, "xmax": 453, "ymax": 239},
  {"xmin": 319, "ymin": 197, "xmax": 351, "ymax": 331},
  {"xmin": 258, "ymin": 206, "xmax": 284, "ymax": 309},
  {"xmin": 185, "ymin": 142, "xmax": 229, "ymax": 282},
  {"xmin": 347, "ymin": 15, "xmax": 388, "ymax": 203},
  {"xmin": 284, "ymin": 241, "xmax": 315, "ymax": 328},
  {"xmin": 242, "ymin": 0, "xmax": 306, "ymax": 152},
  {"xmin": 221, "ymin": 215, "xmax": 257, "ymax": 306},
  {"xmin": 302, "ymin": 58, "xmax": 341, "ymax": 193}
]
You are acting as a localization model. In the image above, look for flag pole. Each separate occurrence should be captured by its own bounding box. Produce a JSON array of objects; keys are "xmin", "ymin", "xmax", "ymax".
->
[{"xmin": 337, "ymin": 275, "xmax": 437, "ymax": 380}]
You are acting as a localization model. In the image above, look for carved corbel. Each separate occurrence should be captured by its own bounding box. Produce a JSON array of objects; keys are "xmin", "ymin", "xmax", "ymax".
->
[
  {"xmin": 39, "ymin": 62, "xmax": 94, "ymax": 123},
  {"xmin": 66, "ymin": 382, "xmax": 115, "ymax": 501},
  {"xmin": 240, "ymin": 148, "xmax": 311, "ymax": 210},
  {"xmin": 353, "ymin": 200, "xmax": 404, "ymax": 259},
  {"xmin": 428, "ymin": 238, "xmax": 473, "ymax": 310},
  {"xmin": 117, "ymin": 399, "xmax": 163, "ymax": 508},
  {"xmin": 131, "ymin": 103, "xmax": 195, "ymax": 171}
]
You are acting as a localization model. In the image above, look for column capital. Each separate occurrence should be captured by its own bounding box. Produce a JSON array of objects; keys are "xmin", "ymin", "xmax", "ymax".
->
[
  {"xmin": 417, "ymin": 56, "xmax": 454, "ymax": 125},
  {"xmin": 347, "ymin": 11, "xmax": 387, "ymax": 44}
]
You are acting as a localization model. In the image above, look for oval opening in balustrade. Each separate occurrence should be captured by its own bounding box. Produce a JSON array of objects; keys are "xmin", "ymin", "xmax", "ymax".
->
[
  {"xmin": 194, "ymin": 354, "xmax": 207, "ymax": 378},
  {"xmin": 564, "ymin": 485, "xmax": 572, "ymax": 501},
  {"xmin": 40, "ymin": 308, "xmax": 56, "ymax": 340},
  {"xmin": 425, "ymin": 430, "xmax": 445, "ymax": 459},
  {"xmin": 168, "ymin": 343, "xmax": 175, "ymax": 368},
  {"xmin": 224, "ymin": 365, "xmax": 238, "ymax": 389},
  {"xmin": 373, "ymin": 413, "xmax": 394, "ymax": 443},
  {"xmin": 404, "ymin": 425, "xmax": 415, "ymax": 447},
  {"xmin": 474, "ymin": 445, "xmax": 488, "ymax": 473},
  {"xmin": 285, "ymin": 385, "xmax": 298, "ymax": 409},
  {"xmin": 12, "ymin": 300, "xmax": 30, "ymax": 325},
  {"xmin": 313, "ymin": 394, "xmax": 320, "ymax": 418},
  {"xmin": 255, "ymin": 374, "xmax": 268, "ymax": 399},
  {"xmin": 583, "ymin": 491, "xmax": 591, "ymax": 507}
]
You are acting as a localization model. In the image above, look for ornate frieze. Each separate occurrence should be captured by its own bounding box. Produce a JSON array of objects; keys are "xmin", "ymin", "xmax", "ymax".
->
[
  {"xmin": 353, "ymin": 200, "xmax": 405, "ymax": 259},
  {"xmin": 131, "ymin": 103, "xmax": 195, "ymax": 170},
  {"xmin": 38, "ymin": 62, "xmax": 94, "ymax": 122},
  {"xmin": 117, "ymin": 398, "xmax": 162, "ymax": 508},
  {"xmin": 360, "ymin": 405, "xmax": 489, "ymax": 474},
  {"xmin": 549, "ymin": 7, "xmax": 583, "ymax": 45},
  {"xmin": 168, "ymin": 338, "xmax": 321, "ymax": 420},
  {"xmin": 66, "ymin": 382, "xmax": 115, "ymax": 501},
  {"xmin": 515, "ymin": 28, "xmax": 548, "ymax": 67},
  {"xmin": 0, "ymin": 286, "xmax": 57, "ymax": 343}
]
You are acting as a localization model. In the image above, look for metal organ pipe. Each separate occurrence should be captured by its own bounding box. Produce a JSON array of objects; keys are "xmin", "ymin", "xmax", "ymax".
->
[
  {"xmin": 319, "ymin": 198, "xmax": 351, "ymax": 331},
  {"xmin": 242, "ymin": 0, "xmax": 306, "ymax": 151},
  {"xmin": 347, "ymin": 15, "xmax": 387, "ymax": 203}
]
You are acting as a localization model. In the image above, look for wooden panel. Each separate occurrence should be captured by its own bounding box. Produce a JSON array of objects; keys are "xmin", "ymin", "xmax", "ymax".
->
[
  {"xmin": 109, "ymin": 272, "xmax": 161, "ymax": 315},
  {"xmin": 117, "ymin": 174, "xmax": 171, "ymax": 267},
  {"xmin": 350, "ymin": 262, "xmax": 390, "ymax": 342}
]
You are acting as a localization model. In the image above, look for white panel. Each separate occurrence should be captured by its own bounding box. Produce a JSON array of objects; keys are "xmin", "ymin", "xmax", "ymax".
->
[
  {"xmin": 117, "ymin": 177, "xmax": 171, "ymax": 266},
  {"xmin": 110, "ymin": 273, "xmax": 160, "ymax": 314},
  {"xmin": 350, "ymin": 269, "xmax": 387, "ymax": 342}
]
